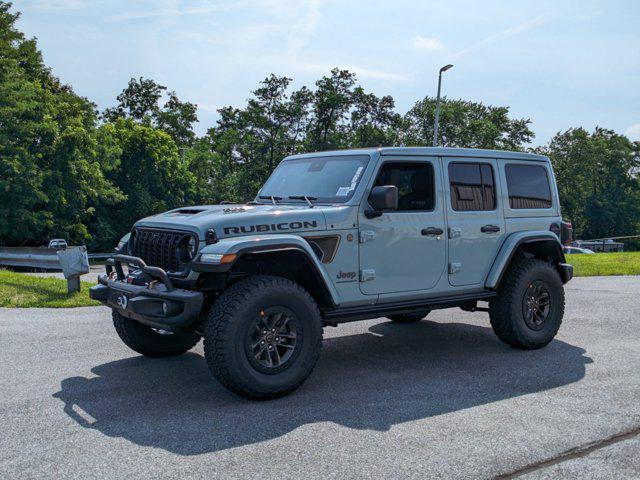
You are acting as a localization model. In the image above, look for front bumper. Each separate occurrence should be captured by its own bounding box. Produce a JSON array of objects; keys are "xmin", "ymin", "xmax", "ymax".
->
[{"xmin": 89, "ymin": 255, "xmax": 204, "ymax": 331}]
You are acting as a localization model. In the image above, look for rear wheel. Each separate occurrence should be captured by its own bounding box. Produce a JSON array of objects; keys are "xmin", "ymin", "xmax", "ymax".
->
[
  {"xmin": 387, "ymin": 310, "xmax": 430, "ymax": 323},
  {"xmin": 112, "ymin": 310, "xmax": 201, "ymax": 357},
  {"xmin": 489, "ymin": 259, "xmax": 564, "ymax": 349},
  {"xmin": 203, "ymin": 275, "xmax": 323, "ymax": 400}
]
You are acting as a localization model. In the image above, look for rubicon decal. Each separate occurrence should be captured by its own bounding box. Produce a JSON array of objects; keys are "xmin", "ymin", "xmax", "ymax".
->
[{"xmin": 223, "ymin": 220, "xmax": 318, "ymax": 235}]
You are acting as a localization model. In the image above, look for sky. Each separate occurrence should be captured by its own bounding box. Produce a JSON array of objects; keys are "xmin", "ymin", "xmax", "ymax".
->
[{"xmin": 12, "ymin": 0, "xmax": 640, "ymax": 145}]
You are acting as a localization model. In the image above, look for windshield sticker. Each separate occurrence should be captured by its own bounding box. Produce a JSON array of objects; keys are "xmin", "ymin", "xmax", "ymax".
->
[
  {"xmin": 335, "ymin": 166, "xmax": 364, "ymax": 197},
  {"xmin": 350, "ymin": 166, "xmax": 364, "ymax": 187}
]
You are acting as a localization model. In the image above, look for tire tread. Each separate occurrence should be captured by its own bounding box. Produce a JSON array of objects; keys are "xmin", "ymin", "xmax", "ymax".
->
[
  {"xmin": 489, "ymin": 259, "xmax": 565, "ymax": 349},
  {"xmin": 203, "ymin": 275, "xmax": 323, "ymax": 400},
  {"xmin": 112, "ymin": 310, "xmax": 201, "ymax": 357}
]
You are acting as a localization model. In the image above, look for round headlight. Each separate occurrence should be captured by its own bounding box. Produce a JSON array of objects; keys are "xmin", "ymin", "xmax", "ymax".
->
[{"xmin": 116, "ymin": 232, "xmax": 132, "ymax": 254}]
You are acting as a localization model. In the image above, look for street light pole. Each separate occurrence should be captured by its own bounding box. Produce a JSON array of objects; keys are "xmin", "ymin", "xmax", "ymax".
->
[{"xmin": 432, "ymin": 64, "xmax": 453, "ymax": 147}]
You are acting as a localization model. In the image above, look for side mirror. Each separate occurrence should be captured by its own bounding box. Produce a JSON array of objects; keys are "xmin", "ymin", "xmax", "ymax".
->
[{"xmin": 366, "ymin": 185, "xmax": 398, "ymax": 218}]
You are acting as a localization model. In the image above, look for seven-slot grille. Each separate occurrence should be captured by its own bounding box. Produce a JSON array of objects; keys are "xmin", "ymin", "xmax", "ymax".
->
[{"xmin": 131, "ymin": 228, "xmax": 192, "ymax": 273}]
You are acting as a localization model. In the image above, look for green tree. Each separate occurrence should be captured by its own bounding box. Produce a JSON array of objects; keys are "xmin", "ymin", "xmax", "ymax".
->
[
  {"xmin": 306, "ymin": 68, "xmax": 357, "ymax": 151},
  {"xmin": 402, "ymin": 97, "xmax": 534, "ymax": 149},
  {"xmin": 104, "ymin": 77, "xmax": 198, "ymax": 148},
  {"xmin": 0, "ymin": 1, "xmax": 122, "ymax": 246},
  {"xmin": 184, "ymin": 136, "xmax": 239, "ymax": 205},
  {"xmin": 349, "ymin": 87, "xmax": 401, "ymax": 147},
  {"xmin": 540, "ymin": 127, "xmax": 640, "ymax": 239},
  {"xmin": 96, "ymin": 118, "xmax": 194, "ymax": 243},
  {"xmin": 207, "ymin": 75, "xmax": 314, "ymax": 201}
]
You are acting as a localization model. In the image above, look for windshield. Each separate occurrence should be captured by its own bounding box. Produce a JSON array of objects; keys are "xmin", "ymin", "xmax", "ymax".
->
[{"xmin": 258, "ymin": 155, "xmax": 370, "ymax": 204}]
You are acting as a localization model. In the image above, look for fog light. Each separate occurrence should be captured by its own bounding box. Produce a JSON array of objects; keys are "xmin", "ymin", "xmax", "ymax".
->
[{"xmin": 162, "ymin": 301, "xmax": 168, "ymax": 315}]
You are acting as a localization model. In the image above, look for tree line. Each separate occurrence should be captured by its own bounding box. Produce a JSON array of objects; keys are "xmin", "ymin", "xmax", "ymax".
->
[{"xmin": 1, "ymin": 2, "xmax": 639, "ymax": 251}]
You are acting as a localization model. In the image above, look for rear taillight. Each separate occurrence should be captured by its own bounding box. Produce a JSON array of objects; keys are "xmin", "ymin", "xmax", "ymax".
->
[{"xmin": 561, "ymin": 220, "xmax": 573, "ymax": 245}]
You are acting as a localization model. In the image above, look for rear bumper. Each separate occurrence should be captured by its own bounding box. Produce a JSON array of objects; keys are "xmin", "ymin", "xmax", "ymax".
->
[
  {"xmin": 559, "ymin": 262, "xmax": 574, "ymax": 283},
  {"xmin": 89, "ymin": 255, "xmax": 203, "ymax": 331}
]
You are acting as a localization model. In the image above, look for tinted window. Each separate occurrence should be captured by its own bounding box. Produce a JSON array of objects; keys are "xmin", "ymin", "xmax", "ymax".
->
[
  {"xmin": 448, "ymin": 162, "xmax": 495, "ymax": 211},
  {"xmin": 505, "ymin": 164, "xmax": 552, "ymax": 209},
  {"xmin": 372, "ymin": 162, "xmax": 435, "ymax": 211}
]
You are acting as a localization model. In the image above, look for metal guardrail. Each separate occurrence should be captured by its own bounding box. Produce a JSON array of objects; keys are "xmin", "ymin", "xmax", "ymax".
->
[
  {"xmin": 0, "ymin": 246, "xmax": 90, "ymax": 293},
  {"xmin": 0, "ymin": 247, "xmax": 63, "ymax": 269}
]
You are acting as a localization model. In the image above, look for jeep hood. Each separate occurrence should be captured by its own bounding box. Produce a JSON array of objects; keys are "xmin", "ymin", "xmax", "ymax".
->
[{"xmin": 134, "ymin": 204, "xmax": 328, "ymax": 239}]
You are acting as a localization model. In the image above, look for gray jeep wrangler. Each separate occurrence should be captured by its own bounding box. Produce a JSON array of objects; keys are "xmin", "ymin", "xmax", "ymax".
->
[{"xmin": 90, "ymin": 147, "xmax": 573, "ymax": 399}]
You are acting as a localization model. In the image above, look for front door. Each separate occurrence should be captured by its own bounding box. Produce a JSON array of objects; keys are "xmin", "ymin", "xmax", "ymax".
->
[
  {"xmin": 444, "ymin": 158, "xmax": 505, "ymax": 286},
  {"xmin": 358, "ymin": 157, "xmax": 447, "ymax": 295}
]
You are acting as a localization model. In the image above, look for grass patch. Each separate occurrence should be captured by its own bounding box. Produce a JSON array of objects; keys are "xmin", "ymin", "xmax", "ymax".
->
[
  {"xmin": 0, "ymin": 270, "xmax": 99, "ymax": 308},
  {"xmin": 566, "ymin": 251, "xmax": 640, "ymax": 277}
]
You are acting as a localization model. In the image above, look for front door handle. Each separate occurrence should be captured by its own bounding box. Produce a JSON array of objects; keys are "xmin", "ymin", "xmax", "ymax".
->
[
  {"xmin": 422, "ymin": 227, "xmax": 444, "ymax": 236},
  {"xmin": 481, "ymin": 224, "xmax": 501, "ymax": 233}
]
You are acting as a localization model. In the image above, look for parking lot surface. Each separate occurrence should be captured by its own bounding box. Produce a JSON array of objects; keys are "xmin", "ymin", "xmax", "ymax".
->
[{"xmin": 1, "ymin": 276, "xmax": 639, "ymax": 479}]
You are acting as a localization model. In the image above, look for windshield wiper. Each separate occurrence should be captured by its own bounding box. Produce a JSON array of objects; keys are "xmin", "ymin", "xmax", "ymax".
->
[
  {"xmin": 288, "ymin": 195, "xmax": 317, "ymax": 208},
  {"xmin": 258, "ymin": 195, "xmax": 282, "ymax": 205}
]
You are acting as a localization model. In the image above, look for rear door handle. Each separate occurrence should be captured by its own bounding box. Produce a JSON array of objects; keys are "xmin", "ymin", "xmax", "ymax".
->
[
  {"xmin": 481, "ymin": 224, "xmax": 501, "ymax": 233},
  {"xmin": 422, "ymin": 227, "xmax": 444, "ymax": 236}
]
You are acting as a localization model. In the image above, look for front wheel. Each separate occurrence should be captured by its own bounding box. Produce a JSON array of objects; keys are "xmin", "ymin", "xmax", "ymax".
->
[
  {"xmin": 203, "ymin": 275, "xmax": 323, "ymax": 400},
  {"xmin": 112, "ymin": 310, "xmax": 201, "ymax": 357},
  {"xmin": 489, "ymin": 259, "xmax": 565, "ymax": 349}
]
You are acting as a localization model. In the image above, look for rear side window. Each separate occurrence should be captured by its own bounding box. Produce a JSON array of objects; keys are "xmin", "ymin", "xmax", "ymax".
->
[
  {"xmin": 448, "ymin": 162, "xmax": 495, "ymax": 211},
  {"xmin": 505, "ymin": 164, "xmax": 552, "ymax": 209}
]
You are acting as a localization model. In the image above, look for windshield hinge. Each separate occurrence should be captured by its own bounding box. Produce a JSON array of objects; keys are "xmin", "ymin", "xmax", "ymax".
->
[{"xmin": 359, "ymin": 231, "xmax": 376, "ymax": 243}]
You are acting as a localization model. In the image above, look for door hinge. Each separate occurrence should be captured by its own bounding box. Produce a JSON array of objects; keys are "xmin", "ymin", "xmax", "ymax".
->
[
  {"xmin": 360, "ymin": 269, "xmax": 376, "ymax": 282},
  {"xmin": 359, "ymin": 230, "xmax": 376, "ymax": 243},
  {"xmin": 449, "ymin": 262, "xmax": 462, "ymax": 274},
  {"xmin": 448, "ymin": 227, "xmax": 462, "ymax": 239}
]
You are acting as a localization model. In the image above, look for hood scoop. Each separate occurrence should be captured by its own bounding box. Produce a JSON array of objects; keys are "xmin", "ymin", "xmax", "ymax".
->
[{"xmin": 169, "ymin": 208, "xmax": 206, "ymax": 216}]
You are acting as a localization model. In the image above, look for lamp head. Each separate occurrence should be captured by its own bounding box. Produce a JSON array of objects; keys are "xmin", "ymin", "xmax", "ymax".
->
[{"xmin": 440, "ymin": 64, "xmax": 454, "ymax": 73}]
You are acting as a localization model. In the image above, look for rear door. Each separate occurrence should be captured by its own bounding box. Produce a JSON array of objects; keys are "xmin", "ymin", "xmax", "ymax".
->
[
  {"xmin": 358, "ymin": 156, "xmax": 447, "ymax": 295},
  {"xmin": 445, "ymin": 158, "xmax": 505, "ymax": 286}
]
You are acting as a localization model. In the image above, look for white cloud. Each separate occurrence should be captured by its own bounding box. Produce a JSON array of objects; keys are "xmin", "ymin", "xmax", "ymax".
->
[
  {"xmin": 413, "ymin": 35, "xmax": 442, "ymax": 51},
  {"xmin": 33, "ymin": 0, "xmax": 91, "ymax": 9},
  {"xmin": 104, "ymin": 1, "xmax": 245, "ymax": 22},
  {"xmin": 452, "ymin": 14, "xmax": 556, "ymax": 59},
  {"xmin": 287, "ymin": 0, "xmax": 322, "ymax": 57},
  {"xmin": 626, "ymin": 124, "xmax": 640, "ymax": 141}
]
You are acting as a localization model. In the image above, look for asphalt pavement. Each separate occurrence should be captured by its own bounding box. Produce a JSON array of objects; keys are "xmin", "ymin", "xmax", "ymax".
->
[{"xmin": 0, "ymin": 276, "xmax": 639, "ymax": 479}]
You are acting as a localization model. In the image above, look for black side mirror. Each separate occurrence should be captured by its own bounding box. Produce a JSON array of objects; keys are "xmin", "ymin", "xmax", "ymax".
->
[{"xmin": 366, "ymin": 185, "xmax": 398, "ymax": 218}]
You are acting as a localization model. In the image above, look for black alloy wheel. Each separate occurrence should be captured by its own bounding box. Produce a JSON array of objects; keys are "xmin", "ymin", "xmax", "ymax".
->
[
  {"xmin": 247, "ymin": 307, "xmax": 300, "ymax": 373},
  {"xmin": 522, "ymin": 281, "xmax": 551, "ymax": 331}
]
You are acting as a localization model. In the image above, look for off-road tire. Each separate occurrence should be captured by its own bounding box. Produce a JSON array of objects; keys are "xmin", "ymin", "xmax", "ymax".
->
[
  {"xmin": 203, "ymin": 275, "xmax": 323, "ymax": 400},
  {"xmin": 112, "ymin": 310, "xmax": 201, "ymax": 357},
  {"xmin": 387, "ymin": 310, "xmax": 430, "ymax": 323},
  {"xmin": 489, "ymin": 259, "xmax": 565, "ymax": 349}
]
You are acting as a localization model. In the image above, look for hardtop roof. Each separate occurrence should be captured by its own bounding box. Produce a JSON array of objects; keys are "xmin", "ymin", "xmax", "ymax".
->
[{"xmin": 285, "ymin": 146, "xmax": 548, "ymax": 162}]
